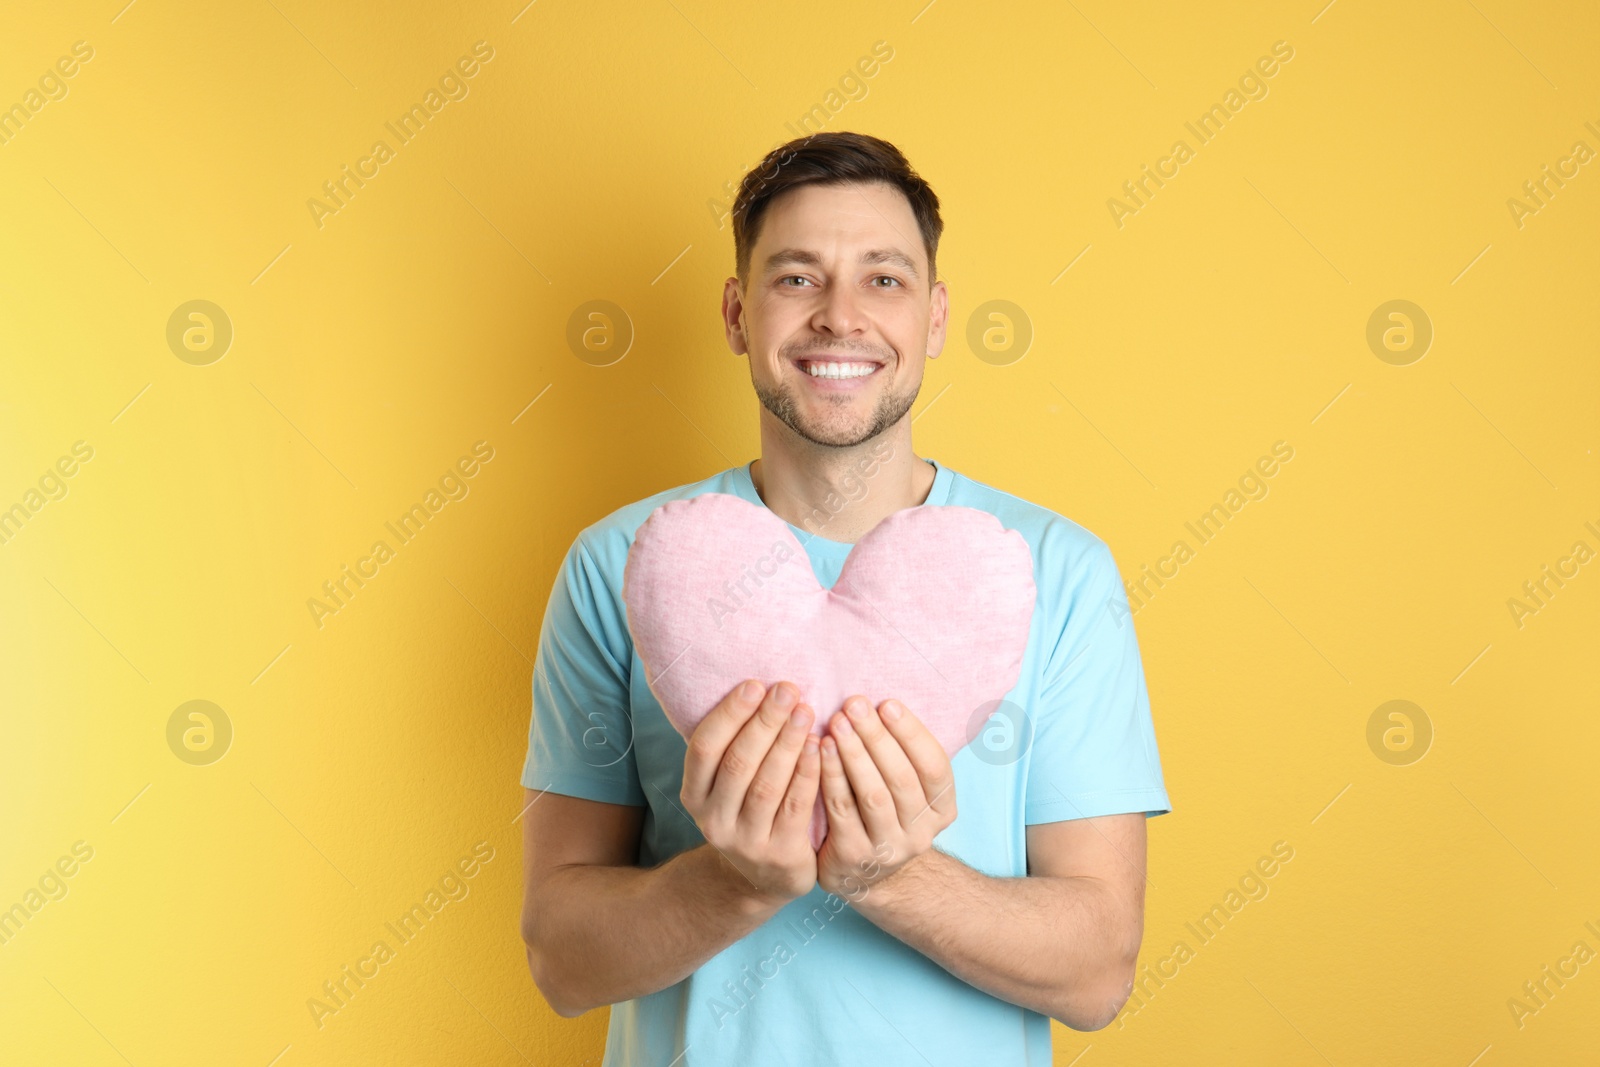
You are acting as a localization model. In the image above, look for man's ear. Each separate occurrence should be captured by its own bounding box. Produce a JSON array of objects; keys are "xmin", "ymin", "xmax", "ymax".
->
[
  {"xmin": 722, "ymin": 276, "xmax": 749, "ymax": 356},
  {"xmin": 925, "ymin": 279, "xmax": 949, "ymax": 359}
]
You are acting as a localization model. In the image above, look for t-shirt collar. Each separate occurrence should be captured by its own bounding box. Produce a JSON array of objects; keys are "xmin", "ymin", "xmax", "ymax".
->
[{"xmin": 730, "ymin": 456, "xmax": 952, "ymax": 551}]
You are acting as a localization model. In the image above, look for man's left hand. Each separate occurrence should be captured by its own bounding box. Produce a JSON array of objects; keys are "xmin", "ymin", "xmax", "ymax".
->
[{"xmin": 815, "ymin": 695, "xmax": 958, "ymax": 900}]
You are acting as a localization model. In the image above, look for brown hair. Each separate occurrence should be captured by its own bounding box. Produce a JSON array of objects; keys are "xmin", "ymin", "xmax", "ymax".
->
[{"xmin": 731, "ymin": 131, "xmax": 943, "ymax": 286}]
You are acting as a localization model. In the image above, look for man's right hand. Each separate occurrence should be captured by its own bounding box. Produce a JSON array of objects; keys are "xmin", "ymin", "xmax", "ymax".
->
[{"xmin": 681, "ymin": 679, "xmax": 821, "ymax": 908}]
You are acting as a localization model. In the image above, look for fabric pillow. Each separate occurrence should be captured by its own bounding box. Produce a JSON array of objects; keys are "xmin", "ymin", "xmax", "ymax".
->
[{"xmin": 622, "ymin": 491, "xmax": 1037, "ymax": 848}]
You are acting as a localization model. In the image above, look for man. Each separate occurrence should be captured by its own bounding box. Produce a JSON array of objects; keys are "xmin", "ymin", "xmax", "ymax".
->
[{"xmin": 519, "ymin": 131, "xmax": 1171, "ymax": 1065}]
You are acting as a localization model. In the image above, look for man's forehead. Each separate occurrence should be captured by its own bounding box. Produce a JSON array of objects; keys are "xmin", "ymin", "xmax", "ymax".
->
[
  {"xmin": 753, "ymin": 183, "xmax": 923, "ymax": 273},
  {"xmin": 762, "ymin": 181, "xmax": 915, "ymax": 230}
]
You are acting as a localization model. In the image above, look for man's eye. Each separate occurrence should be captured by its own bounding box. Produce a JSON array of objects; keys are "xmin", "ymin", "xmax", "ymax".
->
[
  {"xmin": 780, "ymin": 276, "xmax": 814, "ymax": 287},
  {"xmin": 871, "ymin": 276, "xmax": 902, "ymax": 288}
]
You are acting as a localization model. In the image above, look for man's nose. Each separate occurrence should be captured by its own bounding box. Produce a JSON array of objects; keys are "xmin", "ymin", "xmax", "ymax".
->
[{"xmin": 810, "ymin": 279, "xmax": 869, "ymax": 337}]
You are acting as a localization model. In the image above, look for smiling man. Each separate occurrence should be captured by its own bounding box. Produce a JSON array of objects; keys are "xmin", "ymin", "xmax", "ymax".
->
[{"xmin": 518, "ymin": 131, "xmax": 1171, "ymax": 1065}]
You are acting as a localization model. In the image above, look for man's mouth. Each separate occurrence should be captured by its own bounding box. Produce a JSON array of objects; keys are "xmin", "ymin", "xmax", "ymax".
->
[{"xmin": 792, "ymin": 356, "xmax": 884, "ymax": 381}]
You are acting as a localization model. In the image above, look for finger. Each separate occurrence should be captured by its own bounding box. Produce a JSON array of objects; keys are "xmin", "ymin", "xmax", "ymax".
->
[
  {"xmin": 840, "ymin": 695, "xmax": 927, "ymax": 827},
  {"xmin": 877, "ymin": 698, "xmax": 957, "ymax": 828},
  {"xmin": 739, "ymin": 701, "xmax": 814, "ymax": 835},
  {"xmin": 827, "ymin": 702, "xmax": 898, "ymax": 845},
  {"xmin": 706, "ymin": 681, "xmax": 800, "ymax": 817},
  {"xmin": 772, "ymin": 732, "xmax": 822, "ymax": 844},
  {"xmin": 818, "ymin": 734, "xmax": 869, "ymax": 852},
  {"xmin": 681, "ymin": 679, "xmax": 766, "ymax": 807}
]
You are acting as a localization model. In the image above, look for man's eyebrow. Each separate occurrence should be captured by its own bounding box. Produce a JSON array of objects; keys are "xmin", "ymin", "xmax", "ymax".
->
[
  {"xmin": 861, "ymin": 248, "xmax": 920, "ymax": 279},
  {"xmin": 761, "ymin": 247, "xmax": 921, "ymax": 280}
]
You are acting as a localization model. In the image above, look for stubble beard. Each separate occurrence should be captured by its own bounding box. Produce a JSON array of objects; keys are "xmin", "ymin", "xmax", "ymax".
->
[{"xmin": 752, "ymin": 358, "xmax": 921, "ymax": 449}]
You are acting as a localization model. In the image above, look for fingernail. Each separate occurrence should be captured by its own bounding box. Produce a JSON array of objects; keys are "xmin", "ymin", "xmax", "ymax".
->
[
  {"xmin": 833, "ymin": 712, "xmax": 853, "ymax": 735},
  {"xmin": 740, "ymin": 680, "xmax": 761, "ymax": 701},
  {"xmin": 803, "ymin": 736, "xmax": 819, "ymax": 756},
  {"xmin": 822, "ymin": 736, "xmax": 838, "ymax": 756},
  {"xmin": 846, "ymin": 697, "xmax": 866, "ymax": 720},
  {"xmin": 880, "ymin": 700, "xmax": 902, "ymax": 722},
  {"xmin": 788, "ymin": 705, "xmax": 807, "ymax": 727},
  {"xmin": 773, "ymin": 684, "xmax": 797, "ymax": 710}
]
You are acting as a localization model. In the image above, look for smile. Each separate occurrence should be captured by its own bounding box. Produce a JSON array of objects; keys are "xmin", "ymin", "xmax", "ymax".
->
[{"xmin": 796, "ymin": 360, "xmax": 880, "ymax": 380}]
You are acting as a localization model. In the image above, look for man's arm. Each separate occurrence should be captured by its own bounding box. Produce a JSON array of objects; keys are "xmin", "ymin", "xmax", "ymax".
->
[
  {"xmin": 520, "ymin": 680, "xmax": 823, "ymax": 1017},
  {"xmin": 847, "ymin": 815, "xmax": 1146, "ymax": 1031},
  {"xmin": 519, "ymin": 791, "xmax": 778, "ymax": 1016},
  {"xmin": 814, "ymin": 697, "xmax": 1146, "ymax": 1031}
]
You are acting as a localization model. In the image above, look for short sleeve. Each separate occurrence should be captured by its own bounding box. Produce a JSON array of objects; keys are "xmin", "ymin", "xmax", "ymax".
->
[
  {"xmin": 520, "ymin": 534, "xmax": 646, "ymax": 806},
  {"xmin": 1024, "ymin": 538, "xmax": 1171, "ymax": 823}
]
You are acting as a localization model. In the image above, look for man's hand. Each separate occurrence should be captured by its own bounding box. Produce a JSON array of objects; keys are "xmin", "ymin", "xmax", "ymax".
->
[
  {"xmin": 520, "ymin": 679, "xmax": 820, "ymax": 1016},
  {"xmin": 681, "ymin": 679, "xmax": 822, "ymax": 909},
  {"xmin": 816, "ymin": 695, "xmax": 957, "ymax": 899}
]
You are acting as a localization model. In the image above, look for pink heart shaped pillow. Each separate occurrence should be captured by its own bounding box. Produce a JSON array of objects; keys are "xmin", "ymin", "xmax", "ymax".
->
[{"xmin": 622, "ymin": 491, "xmax": 1037, "ymax": 848}]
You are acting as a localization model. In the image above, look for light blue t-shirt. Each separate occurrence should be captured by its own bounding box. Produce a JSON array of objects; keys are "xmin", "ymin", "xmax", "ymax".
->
[{"xmin": 522, "ymin": 457, "xmax": 1171, "ymax": 1066}]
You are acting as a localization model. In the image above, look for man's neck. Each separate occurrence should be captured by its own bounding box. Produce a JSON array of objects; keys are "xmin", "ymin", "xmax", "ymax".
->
[{"xmin": 748, "ymin": 424, "xmax": 936, "ymax": 544}]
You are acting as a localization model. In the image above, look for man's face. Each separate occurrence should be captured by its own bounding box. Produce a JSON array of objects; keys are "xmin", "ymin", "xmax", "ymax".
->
[{"xmin": 723, "ymin": 181, "xmax": 948, "ymax": 449}]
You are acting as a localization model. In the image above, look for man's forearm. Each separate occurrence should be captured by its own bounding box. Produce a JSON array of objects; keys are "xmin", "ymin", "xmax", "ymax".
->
[
  {"xmin": 525, "ymin": 843, "xmax": 784, "ymax": 1016},
  {"xmin": 849, "ymin": 847, "xmax": 1138, "ymax": 1030}
]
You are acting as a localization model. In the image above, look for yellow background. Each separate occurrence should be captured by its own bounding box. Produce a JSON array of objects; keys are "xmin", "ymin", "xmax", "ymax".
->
[{"xmin": 2, "ymin": 0, "xmax": 1596, "ymax": 1064}]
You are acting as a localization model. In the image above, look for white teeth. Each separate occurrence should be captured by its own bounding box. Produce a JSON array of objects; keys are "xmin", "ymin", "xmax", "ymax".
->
[{"xmin": 803, "ymin": 361, "xmax": 876, "ymax": 379}]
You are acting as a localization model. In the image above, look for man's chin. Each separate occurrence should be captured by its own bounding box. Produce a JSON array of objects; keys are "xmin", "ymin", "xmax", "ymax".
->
[
  {"xmin": 784, "ymin": 415, "xmax": 878, "ymax": 449},
  {"xmin": 755, "ymin": 380, "xmax": 913, "ymax": 450}
]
